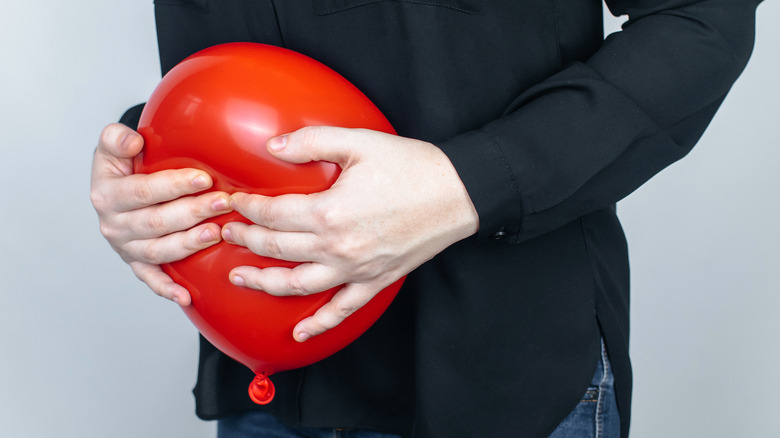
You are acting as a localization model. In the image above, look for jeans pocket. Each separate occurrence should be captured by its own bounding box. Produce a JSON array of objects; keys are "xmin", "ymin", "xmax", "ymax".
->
[
  {"xmin": 580, "ymin": 386, "xmax": 599, "ymax": 403},
  {"xmin": 548, "ymin": 394, "xmax": 599, "ymax": 438},
  {"xmin": 548, "ymin": 340, "xmax": 621, "ymax": 438}
]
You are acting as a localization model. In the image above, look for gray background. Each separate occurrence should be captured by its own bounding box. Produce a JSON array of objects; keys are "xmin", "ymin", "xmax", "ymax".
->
[{"xmin": 0, "ymin": 1, "xmax": 777, "ymax": 437}]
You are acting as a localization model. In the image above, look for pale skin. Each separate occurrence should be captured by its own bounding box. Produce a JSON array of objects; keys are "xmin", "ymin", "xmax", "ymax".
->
[{"xmin": 91, "ymin": 123, "xmax": 479, "ymax": 341}]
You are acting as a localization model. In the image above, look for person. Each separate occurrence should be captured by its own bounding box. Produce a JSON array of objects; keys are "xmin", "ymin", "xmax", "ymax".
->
[{"xmin": 90, "ymin": 0, "xmax": 761, "ymax": 437}]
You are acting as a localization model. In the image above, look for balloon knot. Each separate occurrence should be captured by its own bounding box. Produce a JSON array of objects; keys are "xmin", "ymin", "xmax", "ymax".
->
[{"xmin": 248, "ymin": 374, "xmax": 276, "ymax": 405}]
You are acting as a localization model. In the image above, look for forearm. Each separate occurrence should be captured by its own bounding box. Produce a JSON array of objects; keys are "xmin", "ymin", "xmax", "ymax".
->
[{"xmin": 441, "ymin": 0, "xmax": 760, "ymax": 243}]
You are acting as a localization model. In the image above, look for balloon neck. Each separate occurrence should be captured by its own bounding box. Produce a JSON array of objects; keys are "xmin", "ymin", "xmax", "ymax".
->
[{"xmin": 248, "ymin": 374, "xmax": 276, "ymax": 405}]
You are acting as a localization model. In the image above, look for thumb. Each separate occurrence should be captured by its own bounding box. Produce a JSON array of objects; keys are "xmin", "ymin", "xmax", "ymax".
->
[
  {"xmin": 267, "ymin": 126, "xmax": 361, "ymax": 166},
  {"xmin": 292, "ymin": 282, "xmax": 377, "ymax": 342},
  {"xmin": 92, "ymin": 123, "xmax": 145, "ymax": 179},
  {"xmin": 98, "ymin": 123, "xmax": 145, "ymax": 159}
]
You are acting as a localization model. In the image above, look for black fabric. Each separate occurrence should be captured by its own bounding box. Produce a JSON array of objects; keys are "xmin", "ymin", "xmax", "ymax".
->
[
  {"xmin": 119, "ymin": 103, "xmax": 145, "ymax": 130},
  {"xmin": 141, "ymin": 1, "xmax": 760, "ymax": 437}
]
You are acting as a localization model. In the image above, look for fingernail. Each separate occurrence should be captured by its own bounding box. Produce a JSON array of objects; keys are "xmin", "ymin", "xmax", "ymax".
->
[
  {"xmin": 192, "ymin": 175, "xmax": 211, "ymax": 189},
  {"xmin": 268, "ymin": 135, "xmax": 288, "ymax": 152},
  {"xmin": 222, "ymin": 228, "xmax": 233, "ymax": 243},
  {"xmin": 232, "ymin": 274, "xmax": 245, "ymax": 287},
  {"xmin": 296, "ymin": 332, "xmax": 311, "ymax": 342},
  {"xmin": 168, "ymin": 284, "xmax": 187, "ymax": 305},
  {"xmin": 211, "ymin": 196, "xmax": 229, "ymax": 211},
  {"xmin": 199, "ymin": 228, "xmax": 216, "ymax": 243}
]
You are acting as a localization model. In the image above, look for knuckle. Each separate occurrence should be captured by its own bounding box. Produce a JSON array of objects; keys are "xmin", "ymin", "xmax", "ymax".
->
[
  {"xmin": 243, "ymin": 271, "xmax": 265, "ymax": 291},
  {"xmin": 329, "ymin": 242, "xmax": 350, "ymax": 261},
  {"xmin": 255, "ymin": 200, "xmax": 278, "ymax": 229},
  {"xmin": 89, "ymin": 188, "xmax": 108, "ymax": 212},
  {"xmin": 189, "ymin": 199, "xmax": 208, "ymax": 218},
  {"xmin": 286, "ymin": 275, "xmax": 309, "ymax": 296},
  {"xmin": 330, "ymin": 238, "xmax": 361, "ymax": 263},
  {"xmin": 141, "ymin": 243, "xmax": 163, "ymax": 265},
  {"xmin": 182, "ymin": 228, "xmax": 205, "ymax": 251},
  {"xmin": 133, "ymin": 180, "xmax": 155, "ymax": 205},
  {"xmin": 128, "ymin": 262, "xmax": 146, "ymax": 281},
  {"xmin": 145, "ymin": 213, "xmax": 167, "ymax": 235},
  {"xmin": 317, "ymin": 204, "xmax": 345, "ymax": 231},
  {"xmin": 351, "ymin": 262, "xmax": 372, "ymax": 279},
  {"xmin": 298, "ymin": 126, "xmax": 322, "ymax": 148},
  {"xmin": 98, "ymin": 222, "xmax": 118, "ymax": 241},
  {"xmin": 262, "ymin": 237, "xmax": 283, "ymax": 260},
  {"xmin": 175, "ymin": 169, "xmax": 200, "ymax": 191},
  {"xmin": 98, "ymin": 123, "xmax": 121, "ymax": 147},
  {"xmin": 310, "ymin": 199, "xmax": 329, "ymax": 225},
  {"xmin": 332, "ymin": 302, "xmax": 356, "ymax": 321}
]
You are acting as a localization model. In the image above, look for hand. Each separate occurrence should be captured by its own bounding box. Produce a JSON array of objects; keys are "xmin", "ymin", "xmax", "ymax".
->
[
  {"xmin": 222, "ymin": 126, "xmax": 479, "ymax": 341},
  {"xmin": 90, "ymin": 123, "xmax": 233, "ymax": 305}
]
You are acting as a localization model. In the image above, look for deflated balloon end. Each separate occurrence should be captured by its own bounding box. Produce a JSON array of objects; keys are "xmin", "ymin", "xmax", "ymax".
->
[{"xmin": 248, "ymin": 374, "xmax": 275, "ymax": 405}]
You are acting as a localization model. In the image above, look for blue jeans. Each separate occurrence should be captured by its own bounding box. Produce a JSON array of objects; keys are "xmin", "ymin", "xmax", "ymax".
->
[
  {"xmin": 218, "ymin": 342, "xmax": 620, "ymax": 438},
  {"xmin": 547, "ymin": 340, "xmax": 621, "ymax": 438}
]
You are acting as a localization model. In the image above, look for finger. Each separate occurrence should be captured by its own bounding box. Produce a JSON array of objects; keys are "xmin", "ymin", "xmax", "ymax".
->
[
  {"xmin": 97, "ymin": 123, "xmax": 145, "ymax": 160},
  {"xmin": 128, "ymin": 261, "xmax": 191, "ymax": 306},
  {"xmin": 91, "ymin": 124, "xmax": 145, "ymax": 186},
  {"xmin": 228, "ymin": 263, "xmax": 342, "ymax": 297},
  {"xmin": 268, "ymin": 126, "xmax": 375, "ymax": 166},
  {"xmin": 222, "ymin": 222, "xmax": 318, "ymax": 262},
  {"xmin": 118, "ymin": 192, "xmax": 231, "ymax": 240},
  {"xmin": 292, "ymin": 282, "xmax": 377, "ymax": 342},
  {"xmin": 99, "ymin": 168, "xmax": 214, "ymax": 213},
  {"xmin": 123, "ymin": 222, "xmax": 222, "ymax": 266},
  {"xmin": 229, "ymin": 192, "xmax": 319, "ymax": 232}
]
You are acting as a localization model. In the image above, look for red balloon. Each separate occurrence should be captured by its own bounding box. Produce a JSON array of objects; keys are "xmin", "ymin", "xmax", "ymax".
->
[{"xmin": 134, "ymin": 42, "xmax": 403, "ymax": 405}]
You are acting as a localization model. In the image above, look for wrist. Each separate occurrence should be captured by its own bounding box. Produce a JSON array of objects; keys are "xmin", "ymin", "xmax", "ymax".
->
[{"xmin": 432, "ymin": 145, "xmax": 480, "ymax": 243}]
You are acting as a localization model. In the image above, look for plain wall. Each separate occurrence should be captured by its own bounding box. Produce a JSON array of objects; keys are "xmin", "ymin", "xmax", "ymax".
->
[{"xmin": 0, "ymin": 2, "xmax": 777, "ymax": 437}]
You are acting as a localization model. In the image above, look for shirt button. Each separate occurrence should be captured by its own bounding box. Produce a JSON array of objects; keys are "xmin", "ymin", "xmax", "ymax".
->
[{"xmin": 491, "ymin": 228, "xmax": 508, "ymax": 240}]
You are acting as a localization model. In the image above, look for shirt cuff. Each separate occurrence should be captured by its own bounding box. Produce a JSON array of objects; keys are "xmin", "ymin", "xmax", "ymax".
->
[{"xmin": 438, "ymin": 128, "xmax": 524, "ymax": 243}]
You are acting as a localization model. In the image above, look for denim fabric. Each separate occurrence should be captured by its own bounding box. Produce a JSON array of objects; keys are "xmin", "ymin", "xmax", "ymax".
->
[
  {"xmin": 217, "ymin": 342, "xmax": 619, "ymax": 438},
  {"xmin": 547, "ymin": 340, "xmax": 621, "ymax": 438}
]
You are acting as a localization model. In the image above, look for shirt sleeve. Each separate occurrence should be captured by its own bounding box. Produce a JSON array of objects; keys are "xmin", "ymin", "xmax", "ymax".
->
[
  {"xmin": 439, "ymin": 0, "xmax": 761, "ymax": 243},
  {"xmin": 119, "ymin": 103, "xmax": 146, "ymax": 130}
]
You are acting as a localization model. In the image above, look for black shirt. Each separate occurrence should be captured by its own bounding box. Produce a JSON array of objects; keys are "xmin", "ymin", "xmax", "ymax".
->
[{"xmin": 124, "ymin": 1, "xmax": 760, "ymax": 436}]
